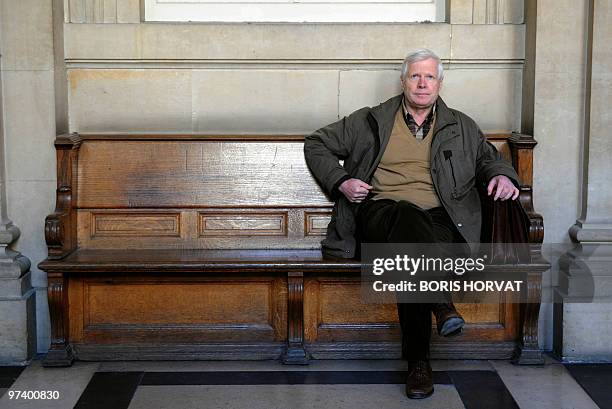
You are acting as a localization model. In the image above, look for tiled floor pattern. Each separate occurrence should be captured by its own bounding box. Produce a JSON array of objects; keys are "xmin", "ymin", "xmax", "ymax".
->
[
  {"xmin": 0, "ymin": 359, "xmax": 608, "ymax": 409},
  {"xmin": 75, "ymin": 370, "xmax": 514, "ymax": 409},
  {"xmin": 0, "ymin": 366, "xmax": 25, "ymax": 402},
  {"xmin": 128, "ymin": 385, "xmax": 465, "ymax": 409},
  {"xmin": 564, "ymin": 364, "xmax": 612, "ymax": 409}
]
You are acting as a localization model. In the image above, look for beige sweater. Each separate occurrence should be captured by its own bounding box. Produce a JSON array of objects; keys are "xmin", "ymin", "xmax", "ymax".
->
[{"xmin": 371, "ymin": 108, "xmax": 440, "ymax": 209}]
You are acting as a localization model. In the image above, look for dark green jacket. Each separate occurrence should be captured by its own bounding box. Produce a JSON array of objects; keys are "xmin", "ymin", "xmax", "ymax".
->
[{"xmin": 304, "ymin": 94, "xmax": 519, "ymax": 258}]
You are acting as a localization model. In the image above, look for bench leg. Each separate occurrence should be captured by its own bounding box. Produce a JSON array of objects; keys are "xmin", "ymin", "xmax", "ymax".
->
[
  {"xmin": 44, "ymin": 272, "xmax": 75, "ymax": 367},
  {"xmin": 283, "ymin": 272, "xmax": 309, "ymax": 365},
  {"xmin": 512, "ymin": 271, "xmax": 544, "ymax": 365}
]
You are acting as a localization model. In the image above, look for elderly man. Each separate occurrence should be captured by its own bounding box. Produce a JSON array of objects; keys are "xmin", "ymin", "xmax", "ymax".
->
[{"xmin": 304, "ymin": 49, "xmax": 519, "ymax": 399}]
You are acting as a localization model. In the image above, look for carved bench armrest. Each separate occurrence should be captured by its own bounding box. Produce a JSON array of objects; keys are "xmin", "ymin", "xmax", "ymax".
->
[
  {"xmin": 45, "ymin": 210, "xmax": 76, "ymax": 260},
  {"xmin": 45, "ymin": 134, "xmax": 82, "ymax": 260}
]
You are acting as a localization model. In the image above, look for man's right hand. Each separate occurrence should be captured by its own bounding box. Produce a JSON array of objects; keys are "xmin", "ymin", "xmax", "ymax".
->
[{"xmin": 338, "ymin": 178, "xmax": 373, "ymax": 203}]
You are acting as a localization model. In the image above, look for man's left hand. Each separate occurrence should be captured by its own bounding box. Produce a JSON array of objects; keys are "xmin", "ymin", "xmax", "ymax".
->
[{"xmin": 487, "ymin": 175, "xmax": 519, "ymax": 201}]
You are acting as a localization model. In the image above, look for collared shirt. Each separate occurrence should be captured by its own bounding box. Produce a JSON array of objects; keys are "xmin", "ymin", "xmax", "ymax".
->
[{"xmin": 402, "ymin": 98, "xmax": 436, "ymax": 141}]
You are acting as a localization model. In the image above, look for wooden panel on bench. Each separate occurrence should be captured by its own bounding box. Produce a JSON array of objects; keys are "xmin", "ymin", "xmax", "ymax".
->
[
  {"xmin": 303, "ymin": 275, "xmax": 521, "ymax": 359},
  {"xmin": 77, "ymin": 208, "xmax": 330, "ymax": 249},
  {"xmin": 68, "ymin": 274, "xmax": 286, "ymax": 344},
  {"xmin": 40, "ymin": 133, "xmax": 545, "ymax": 366}
]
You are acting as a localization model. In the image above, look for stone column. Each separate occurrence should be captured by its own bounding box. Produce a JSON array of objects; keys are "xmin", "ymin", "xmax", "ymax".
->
[
  {"xmin": 0, "ymin": 225, "xmax": 35, "ymax": 364},
  {"xmin": 0, "ymin": 55, "xmax": 36, "ymax": 364},
  {"xmin": 555, "ymin": 0, "xmax": 612, "ymax": 362},
  {"xmin": 0, "ymin": 0, "xmax": 58, "ymax": 361}
]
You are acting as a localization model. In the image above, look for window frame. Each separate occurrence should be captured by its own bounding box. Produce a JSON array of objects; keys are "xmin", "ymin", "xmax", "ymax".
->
[{"xmin": 144, "ymin": 0, "xmax": 446, "ymax": 23}]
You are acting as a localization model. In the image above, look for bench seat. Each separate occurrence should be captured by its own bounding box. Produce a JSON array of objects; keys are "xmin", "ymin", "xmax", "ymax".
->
[
  {"xmin": 40, "ymin": 249, "xmax": 362, "ymax": 273},
  {"xmin": 40, "ymin": 248, "xmax": 547, "ymax": 274}
]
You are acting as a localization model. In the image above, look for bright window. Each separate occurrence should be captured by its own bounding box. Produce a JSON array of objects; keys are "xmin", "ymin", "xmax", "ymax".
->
[{"xmin": 145, "ymin": 0, "xmax": 445, "ymax": 23}]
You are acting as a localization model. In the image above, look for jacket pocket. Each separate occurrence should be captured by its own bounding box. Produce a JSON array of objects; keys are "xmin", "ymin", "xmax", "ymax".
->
[
  {"xmin": 452, "ymin": 175, "xmax": 475, "ymax": 200},
  {"xmin": 440, "ymin": 149, "xmax": 475, "ymax": 199}
]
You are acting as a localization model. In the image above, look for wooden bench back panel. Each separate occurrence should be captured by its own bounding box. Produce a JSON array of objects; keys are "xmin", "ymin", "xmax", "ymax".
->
[
  {"xmin": 77, "ymin": 140, "xmax": 330, "ymax": 208},
  {"xmin": 74, "ymin": 135, "xmax": 514, "ymax": 250},
  {"xmin": 76, "ymin": 138, "xmax": 333, "ymax": 249}
]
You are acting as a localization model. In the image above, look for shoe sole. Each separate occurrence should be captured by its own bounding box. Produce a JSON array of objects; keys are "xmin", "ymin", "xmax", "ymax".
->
[
  {"xmin": 406, "ymin": 387, "xmax": 434, "ymax": 399},
  {"xmin": 440, "ymin": 317, "xmax": 465, "ymax": 337}
]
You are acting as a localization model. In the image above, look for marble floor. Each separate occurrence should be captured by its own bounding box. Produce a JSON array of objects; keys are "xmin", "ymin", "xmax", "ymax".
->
[{"xmin": 0, "ymin": 356, "xmax": 610, "ymax": 409}]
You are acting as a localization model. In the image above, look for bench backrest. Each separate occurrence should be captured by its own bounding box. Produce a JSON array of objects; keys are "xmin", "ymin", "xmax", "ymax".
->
[{"xmin": 46, "ymin": 133, "xmax": 537, "ymax": 258}]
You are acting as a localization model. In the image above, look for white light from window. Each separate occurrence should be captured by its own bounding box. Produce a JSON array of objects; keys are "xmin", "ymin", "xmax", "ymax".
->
[{"xmin": 145, "ymin": 0, "xmax": 445, "ymax": 23}]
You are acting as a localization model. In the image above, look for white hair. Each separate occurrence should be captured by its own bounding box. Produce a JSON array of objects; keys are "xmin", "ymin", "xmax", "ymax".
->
[{"xmin": 400, "ymin": 49, "xmax": 444, "ymax": 81}]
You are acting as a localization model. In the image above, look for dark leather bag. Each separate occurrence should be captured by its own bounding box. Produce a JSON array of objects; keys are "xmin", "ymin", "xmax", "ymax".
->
[{"xmin": 479, "ymin": 191, "xmax": 531, "ymax": 264}]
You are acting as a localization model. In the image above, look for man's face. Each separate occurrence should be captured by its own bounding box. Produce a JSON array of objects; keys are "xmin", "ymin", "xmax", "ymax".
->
[{"xmin": 401, "ymin": 58, "xmax": 442, "ymax": 110}]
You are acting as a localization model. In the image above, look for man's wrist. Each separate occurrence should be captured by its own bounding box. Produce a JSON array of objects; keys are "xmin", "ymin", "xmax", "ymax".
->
[{"xmin": 332, "ymin": 175, "xmax": 352, "ymax": 198}]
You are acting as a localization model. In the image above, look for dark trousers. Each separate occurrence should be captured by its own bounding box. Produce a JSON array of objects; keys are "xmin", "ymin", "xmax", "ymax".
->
[{"xmin": 357, "ymin": 199, "xmax": 463, "ymax": 361}]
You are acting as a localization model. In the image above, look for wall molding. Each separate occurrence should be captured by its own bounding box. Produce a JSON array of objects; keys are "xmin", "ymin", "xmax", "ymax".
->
[
  {"xmin": 64, "ymin": 59, "xmax": 525, "ymax": 70},
  {"xmin": 64, "ymin": 23, "xmax": 525, "ymax": 61},
  {"xmin": 67, "ymin": 0, "xmax": 141, "ymax": 23},
  {"xmin": 450, "ymin": 0, "xmax": 523, "ymax": 24}
]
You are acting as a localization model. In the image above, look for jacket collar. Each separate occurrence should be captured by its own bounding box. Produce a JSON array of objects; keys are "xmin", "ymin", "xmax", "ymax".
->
[
  {"xmin": 432, "ymin": 97, "xmax": 457, "ymax": 133},
  {"xmin": 364, "ymin": 95, "xmax": 403, "ymax": 178},
  {"xmin": 369, "ymin": 94, "xmax": 403, "ymax": 142},
  {"xmin": 430, "ymin": 97, "xmax": 459, "ymax": 156}
]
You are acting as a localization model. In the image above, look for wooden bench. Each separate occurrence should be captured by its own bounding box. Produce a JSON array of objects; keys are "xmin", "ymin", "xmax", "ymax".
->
[{"xmin": 39, "ymin": 132, "xmax": 548, "ymax": 367}]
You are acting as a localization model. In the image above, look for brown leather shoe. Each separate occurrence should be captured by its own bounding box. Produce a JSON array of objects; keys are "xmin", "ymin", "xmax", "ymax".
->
[
  {"xmin": 433, "ymin": 303, "xmax": 465, "ymax": 337},
  {"xmin": 405, "ymin": 360, "xmax": 434, "ymax": 399}
]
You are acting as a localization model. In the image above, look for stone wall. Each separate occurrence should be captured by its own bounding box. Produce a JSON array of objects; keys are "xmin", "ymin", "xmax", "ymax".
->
[
  {"xmin": 554, "ymin": 0, "xmax": 612, "ymax": 362},
  {"xmin": 0, "ymin": 0, "xmax": 56, "ymax": 361},
  {"xmin": 64, "ymin": 23, "xmax": 525, "ymax": 134}
]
